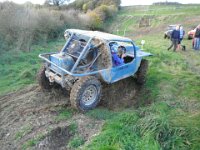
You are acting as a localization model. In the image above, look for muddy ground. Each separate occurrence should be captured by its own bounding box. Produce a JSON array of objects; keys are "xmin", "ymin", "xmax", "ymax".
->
[{"xmin": 0, "ymin": 77, "xmax": 142, "ymax": 150}]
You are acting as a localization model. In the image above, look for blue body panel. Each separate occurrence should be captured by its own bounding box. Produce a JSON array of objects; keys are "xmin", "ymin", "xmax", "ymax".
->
[
  {"xmin": 100, "ymin": 57, "xmax": 142, "ymax": 83},
  {"xmin": 50, "ymin": 53, "xmax": 74, "ymax": 75}
]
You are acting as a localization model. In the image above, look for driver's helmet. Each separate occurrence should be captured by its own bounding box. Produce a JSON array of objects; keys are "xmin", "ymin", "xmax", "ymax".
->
[{"xmin": 111, "ymin": 44, "xmax": 119, "ymax": 53}]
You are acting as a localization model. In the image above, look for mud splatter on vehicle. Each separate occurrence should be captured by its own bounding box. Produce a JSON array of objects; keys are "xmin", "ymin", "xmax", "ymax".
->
[{"xmin": 38, "ymin": 29, "xmax": 152, "ymax": 111}]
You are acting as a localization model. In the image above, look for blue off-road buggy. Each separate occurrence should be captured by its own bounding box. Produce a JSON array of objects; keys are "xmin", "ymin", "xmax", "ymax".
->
[{"xmin": 38, "ymin": 29, "xmax": 152, "ymax": 111}]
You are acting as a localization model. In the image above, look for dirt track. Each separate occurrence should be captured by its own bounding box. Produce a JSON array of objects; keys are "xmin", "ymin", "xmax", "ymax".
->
[
  {"xmin": 0, "ymin": 77, "xmax": 140, "ymax": 150},
  {"xmin": 0, "ymin": 85, "xmax": 104, "ymax": 149}
]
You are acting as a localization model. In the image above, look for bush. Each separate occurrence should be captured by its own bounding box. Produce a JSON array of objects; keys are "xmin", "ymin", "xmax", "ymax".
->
[
  {"xmin": 87, "ymin": 11, "xmax": 103, "ymax": 30},
  {"xmin": 0, "ymin": 2, "xmax": 88, "ymax": 52},
  {"xmin": 68, "ymin": 0, "xmax": 121, "ymax": 11},
  {"xmin": 0, "ymin": 1, "xmax": 120, "ymax": 53},
  {"xmin": 83, "ymin": 4, "xmax": 117, "ymax": 30},
  {"xmin": 94, "ymin": 4, "xmax": 117, "ymax": 21}
]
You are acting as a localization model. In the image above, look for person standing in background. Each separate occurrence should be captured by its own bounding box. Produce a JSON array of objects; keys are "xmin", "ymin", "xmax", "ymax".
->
[
  {"xmin": 178, "ymin": 25, "xmax": 186, "ymax": 51},
  {"xmin": 168, "ymin": 25, "xmax": 180, "ymax": 52},
  {"xmin": 193, "ymin": 25, "xmax": 200, "ymax": 50}
]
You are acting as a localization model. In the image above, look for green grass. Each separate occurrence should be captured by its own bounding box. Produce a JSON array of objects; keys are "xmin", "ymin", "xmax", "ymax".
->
[
  {"xmin": 15, "ymin": 125, "xmax": 33, "ymax": 140},
  {"xmin": 68, "ymin": 135, "xmax": 85, "ymax": 149},
  {"xmin": 22, "ymin": 134, "xmax": 45, "ymax": 150},
  {"xmin": 119, "ymin": 5, "xmax": 200, "ymax": 16},
  {"xmin": 21, "ymin": 122, "xmax": 79, "ymax": 150},
  {"xmin": 0, "ymin": 39, "xmax": 65, "ymax": 95},
  {"xmin": 84, "ymin": 15, "xmax": 200, "ymax": 149},
  {"xmin": 107, "ymin": 4, "xmax": 200, "ymax": 36},
  {"xmin": 67, "ymin": 122, "xmax": 85, "ymax": 149},
  {"xmin": 55, "ymin": 108, "xmax": 74, "ymax": 122},
  {"xmin": 85, "ymin": 99, "xmax": 200, "ymax": 149},
  {"xmin": 86, "ymin": 108, "xmax": 117, "ymax": 120},
  {"xmin": 68, "ymin": 122, "xmax": 78, "ymax": 135}
]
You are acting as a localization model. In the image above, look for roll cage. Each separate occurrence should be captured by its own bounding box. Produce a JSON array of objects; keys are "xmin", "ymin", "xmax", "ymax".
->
[{"xmin": 39, "ymin": 30, "xmax": 137, "ymax": 77}]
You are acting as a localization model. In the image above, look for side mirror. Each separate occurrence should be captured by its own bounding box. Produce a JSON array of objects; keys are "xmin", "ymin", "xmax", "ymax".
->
[
  {"xmin": 64, "ymin": 34, "xmax": 69, "ymax": 41},
  {"xmin": 141, "ymin": 40, "xmax": 145, "ymax": 50},
  {"xmin": 141, "ymin": 40, "xmax": 145, "ymax": 45}
]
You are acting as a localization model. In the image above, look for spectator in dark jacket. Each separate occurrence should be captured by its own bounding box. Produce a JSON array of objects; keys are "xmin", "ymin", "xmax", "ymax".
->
[
  {"xmin": 168, "ymin": 25, "xmax": 180, "ymax": 51},
  {"xmin": 178, "ymin": 26, "xmax": 186, "ymax": 51},
  {"xmin": 193, "ymin": 25, "xmax": 200, "ymax": 50}
]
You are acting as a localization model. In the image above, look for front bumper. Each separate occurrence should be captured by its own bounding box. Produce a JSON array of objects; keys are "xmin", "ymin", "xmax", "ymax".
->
[{"xmin": 45, "ymin": 70, "xmax": 63, "ymax": 86}]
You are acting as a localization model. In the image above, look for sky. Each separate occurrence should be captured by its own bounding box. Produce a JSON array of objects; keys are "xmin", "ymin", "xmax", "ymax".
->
[{"xmin": 0, "ymin": 0, "xmax": 200, "ymax": 5}]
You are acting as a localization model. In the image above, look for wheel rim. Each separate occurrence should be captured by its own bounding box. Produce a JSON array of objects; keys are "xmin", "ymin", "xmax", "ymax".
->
[{"xmin": 82, "ymin": 85, "xmax": 98, "ymax": 106}]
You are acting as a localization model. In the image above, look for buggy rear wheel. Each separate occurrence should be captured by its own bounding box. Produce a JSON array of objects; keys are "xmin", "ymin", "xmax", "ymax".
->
[
  {"xmin": 136, "ymin": 59, "xmax": 148, "ymax": 85},
  {"xmin": 164, "ymin": 34, "xmax": 167, "ymax": 39},
  {"xmin": 37, "ymin": 65, "xmax": 52, "ymax": 90},
  {"xmin": 70, "ymin": 76, "xmax": 102, "ymax": 111}
]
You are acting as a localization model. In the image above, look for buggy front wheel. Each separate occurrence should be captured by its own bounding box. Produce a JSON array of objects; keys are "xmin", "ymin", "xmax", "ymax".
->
[{"xmin": 70, "ymin": 76, "xmax": 102, "ymax": 111}]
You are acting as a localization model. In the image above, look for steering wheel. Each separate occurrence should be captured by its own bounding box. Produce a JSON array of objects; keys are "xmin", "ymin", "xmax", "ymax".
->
[{"xmin": 79, "ymin": 39, "xmax": 86, "ymax": 47}]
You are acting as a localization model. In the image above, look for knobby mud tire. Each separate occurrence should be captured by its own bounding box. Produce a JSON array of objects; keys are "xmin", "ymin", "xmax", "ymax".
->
[
  {"xmin": 70, "ymin": 76, "xmax": 102, "ymax": 111},
  {"xmin": 37, "ymin": 65, "xmax": 52, "ymax": 90},
  {"xmin": 136, "ymin": 59, "xmax": 149, "ymax": 85}
]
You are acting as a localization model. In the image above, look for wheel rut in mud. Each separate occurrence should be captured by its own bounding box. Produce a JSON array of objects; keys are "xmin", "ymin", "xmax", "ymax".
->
[{"xmin": 0, "ymin": 77, "xmax": 144, "ymax": 149}]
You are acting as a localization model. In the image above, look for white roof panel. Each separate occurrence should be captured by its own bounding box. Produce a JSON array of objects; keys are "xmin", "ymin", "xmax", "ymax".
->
[{"xmin": 66, "ymin": 29, "xmax": 132, "ymax": 42}]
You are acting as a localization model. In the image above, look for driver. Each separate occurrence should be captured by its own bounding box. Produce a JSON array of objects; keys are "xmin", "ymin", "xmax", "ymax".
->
[
  {"xmin": 117, "ymin": 46, "xmax": 126, "ymax": 59},
  {"xmin": 111, "ymin": 44, "xmax": 126, "ymax": 66}
]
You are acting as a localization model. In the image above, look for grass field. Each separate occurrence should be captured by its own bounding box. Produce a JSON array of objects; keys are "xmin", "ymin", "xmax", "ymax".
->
[
  {"xmin": 0, "ymin": 4, "xmax": 200, "ymax": 150},
  {"xmin": 83, "ymin": 34, "xmax": 200, "ymax": 149},
  {"xmin": 88, "ymin": 5, "xmax": 200, "ymax": 149},
  {"xmin": 0, "ymin": 39, "xmax": 65, "ymax": 95}
]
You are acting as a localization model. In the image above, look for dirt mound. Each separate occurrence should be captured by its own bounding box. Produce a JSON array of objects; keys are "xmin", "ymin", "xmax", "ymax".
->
[
  {"xmin": 0, "ymin": 85, "xmax": 68, "ymax": 149},
  {"xmin": 101, "ymin": 77, "xmax": 140, "ymax": 110},
  {"xmin": 36, "ymin": 126, "xmax": 71, "ymax": 150},
  {"xmin": 0, "ymin": 85, "xmax": 102, "ymax": 149}
]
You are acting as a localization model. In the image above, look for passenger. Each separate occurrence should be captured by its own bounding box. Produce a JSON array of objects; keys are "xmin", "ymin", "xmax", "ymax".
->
[
  {"xmin": 168, "ymin": 25, "xmax": 180, "ymax": 52},
  {"xmin": 178, "ymin": 25, "xmax": 186, "ymax": 51},
  {"xmin": 111, "ymin": 45, "xmax": 126, "ymax": 66},
  {"xmin": 193, "ymin": 25, "xmax": 200, "ymax": 50}
]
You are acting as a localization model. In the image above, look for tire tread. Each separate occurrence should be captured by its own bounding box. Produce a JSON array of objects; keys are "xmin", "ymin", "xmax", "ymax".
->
[{"xmin": 70, "ymin": 76, "xmax": 101, "ymax": 111}]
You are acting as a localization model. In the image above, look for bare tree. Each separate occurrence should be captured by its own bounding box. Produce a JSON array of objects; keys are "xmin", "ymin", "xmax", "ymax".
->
[{"xmin": 45, "ymin": 0, "xmax": 71, "ymax": 6}]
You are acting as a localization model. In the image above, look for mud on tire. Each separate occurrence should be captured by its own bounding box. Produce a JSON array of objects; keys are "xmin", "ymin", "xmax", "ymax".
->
[
  {"xmin": 136, "ymin": 59, "xmax": 148, "ymax": 85},
  {"xmin": 164, "ymin": 34, "xmax": 167, "ymax": 39},
  {"xmin": 70, "ymin": 76, "xmax": 102, "ymax": 111},
  {"xmin": 37, "ymin": 65, "xmax": 52, "ymax": 90}
]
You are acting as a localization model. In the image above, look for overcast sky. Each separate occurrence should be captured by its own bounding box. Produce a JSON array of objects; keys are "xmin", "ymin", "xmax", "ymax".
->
[
  {"xmin": 0, "ymin": 0, "xmax": 200, "ymax": 5},
  {"xmin": 121, "ymin": 0, "xmax": 200, "ymax": 6}
]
